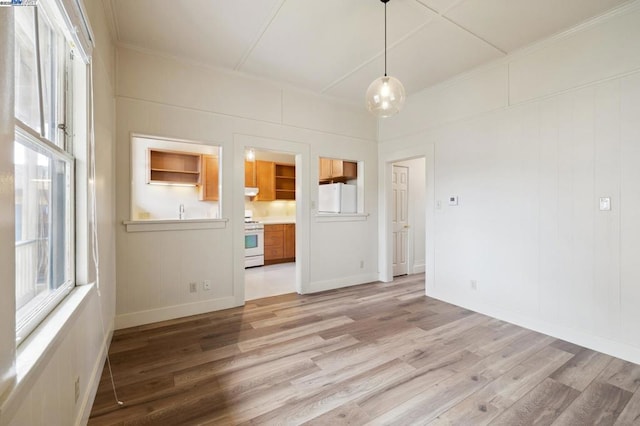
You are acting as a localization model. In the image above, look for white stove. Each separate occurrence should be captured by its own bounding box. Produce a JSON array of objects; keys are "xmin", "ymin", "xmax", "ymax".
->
[{"xmin": 244, "ymin": 211, "xmax": 264, "ymax": 268}]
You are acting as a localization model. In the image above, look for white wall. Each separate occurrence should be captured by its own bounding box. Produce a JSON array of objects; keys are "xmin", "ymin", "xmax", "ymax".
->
[
  {"xmin": 379, "ymin": 2, "xmax": 640, "ymax": 364},
  {"xmin": 1, "ymin": 0, "xmax": 117, "ymax": 423},
  {"xmin": 115, "ymin": 47, "xmax": 379, "ymax": 328},
  {"xmin": 394, "ymin": 158, "xmax": 426, "ymax": 274}
]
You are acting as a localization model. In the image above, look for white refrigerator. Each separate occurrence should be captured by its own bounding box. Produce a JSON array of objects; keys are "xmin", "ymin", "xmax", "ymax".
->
[{"xmin": 318, "ymin": 183, "xmax": 357, "ymax": 213}]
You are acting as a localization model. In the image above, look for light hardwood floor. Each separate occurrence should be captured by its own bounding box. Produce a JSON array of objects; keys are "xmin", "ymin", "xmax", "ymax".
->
[{"xmin": 89, "ymin": 274, "xmax": 640, "ymax": 425}]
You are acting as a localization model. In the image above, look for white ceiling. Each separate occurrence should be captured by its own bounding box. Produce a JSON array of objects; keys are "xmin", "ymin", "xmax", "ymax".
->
[{"xmin": 107, "ymin": 0, "xmax": 629, "ymax": 104}]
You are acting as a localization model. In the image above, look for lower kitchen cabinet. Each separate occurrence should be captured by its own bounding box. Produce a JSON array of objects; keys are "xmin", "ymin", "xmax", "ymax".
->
[{"xmin": 264, "ymin": 223, "xmax": 295, "ymax": 265}]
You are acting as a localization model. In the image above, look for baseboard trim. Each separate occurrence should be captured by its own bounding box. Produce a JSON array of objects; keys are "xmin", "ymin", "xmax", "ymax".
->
[
  {"xmin": 429, "ymin": 289, "xmax": 640, "ymax": 365},
  {"xmin": 306, "ymin": 273, "xmax": 379, "ymax": 294},
  {"xmin": 114, "ymin": 296, "xmax": 239, "ymax": 329},
  {"xmin": 412, "ymin": 263, "xmax": 426, "ymax": 274}
]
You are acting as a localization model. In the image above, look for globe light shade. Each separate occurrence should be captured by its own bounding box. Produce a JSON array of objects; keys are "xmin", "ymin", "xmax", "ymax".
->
[{"xmin": 365, "ymin": 75, "xmax": 406, "ymax": 118}]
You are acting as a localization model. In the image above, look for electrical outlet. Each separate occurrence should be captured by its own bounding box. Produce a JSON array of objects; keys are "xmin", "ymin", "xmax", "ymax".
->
[
  {"xmin": 470, "ymin": 280, "xmax": 477, "ymax": 290},
  {"xmin": 203, "ymin": 280, "xmax": 212, "ymax": 291},
  {"xmin": 359, "ymin": 260, "xmax": 364, "ymax": 269},
  {"xmin": 189, "ymin": 282, "xmax": 197, "ymax": 293},
  {"xmin": 74, "ymin": 376, "xmax": 80, "ymax": 403}
]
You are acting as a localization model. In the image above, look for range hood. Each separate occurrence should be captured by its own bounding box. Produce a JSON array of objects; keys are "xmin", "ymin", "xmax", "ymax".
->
[{"xmin": 244, "ymin": 187, "xmax": 259, "ymax": 197}]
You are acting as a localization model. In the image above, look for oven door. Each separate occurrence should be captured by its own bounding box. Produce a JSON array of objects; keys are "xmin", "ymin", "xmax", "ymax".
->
[{"xmin": 245, "ymin": 230, "xmax": 263, "ymax": 257}]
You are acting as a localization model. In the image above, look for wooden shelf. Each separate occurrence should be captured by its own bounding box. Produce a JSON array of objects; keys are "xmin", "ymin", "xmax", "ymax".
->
[
  {"xmin": 275, "ymin": 163, "xmax": 296, "ymax": 199},
  {"xmin": 255, "ymin": 161, "xmax": 296, "ymax": 200},
  {"xmin": 148, "ymin": 149, "xmax": 201, "ymax": 185}
]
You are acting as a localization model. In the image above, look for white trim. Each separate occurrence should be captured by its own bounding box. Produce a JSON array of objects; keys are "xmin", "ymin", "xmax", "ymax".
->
[
  {"xmin": 123, "ymin": 218, "xmax": 228, "ymax": 233},
  {"xmin": 378, "ymin": 146, "xmax": 435, "ymax": 289},
  {"xmin": 306, "ymin": 273, "xmax": 379, "ymax": 295},
  {"xmin": 114, "ymin": 296, "xmax": 238, "ymax": 330},
  {"xmin": 315, "ymin": 213, "xmax": 369, "ymax": 222},
  {"xmin": 412, "ymin": 263, "xmax": 426, "ymax": 274},
  {"xmin": 429, "ymin": 289, "xmax": 640, "ymax": 366},
  {"xmin": 232, "ymin": 133, "xmax": 311, "ymax": 300}
]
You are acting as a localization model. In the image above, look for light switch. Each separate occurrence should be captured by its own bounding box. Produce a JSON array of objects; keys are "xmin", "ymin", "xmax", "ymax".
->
[
  {"xmin": 449, "ymin": 196, "xmax": 458, "ymax": 206},
  {"xmin": 599, "ymin": 197, "xmax": 611, "ymax": 211}
]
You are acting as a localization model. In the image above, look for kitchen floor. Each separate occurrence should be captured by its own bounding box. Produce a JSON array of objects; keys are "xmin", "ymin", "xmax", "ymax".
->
[{"xmin": 245, "ymin": 262, "xmax": 296, "ymax": 301}]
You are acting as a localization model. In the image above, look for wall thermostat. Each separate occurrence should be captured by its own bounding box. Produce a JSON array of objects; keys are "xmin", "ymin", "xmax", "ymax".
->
[{"xmin": 449, "ymin": 196, "xmax": 458, "ymax": 206}]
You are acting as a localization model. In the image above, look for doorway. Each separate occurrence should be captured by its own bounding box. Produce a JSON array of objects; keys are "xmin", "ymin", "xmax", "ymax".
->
[
  {"xmin": 391, "ymin": 158, "xmax": 426, "ymax": 278},
  {"xmin": 244, "ymin": 148, "xmax": 297, "ymax": 300}
]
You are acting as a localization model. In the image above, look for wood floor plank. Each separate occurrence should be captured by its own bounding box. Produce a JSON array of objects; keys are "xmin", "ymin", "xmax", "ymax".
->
[
  {"xmin": 237, "ymin": 316, "xmax": 354, "ymax": 352},
  {"xmin": 552, "ymin": 382, "xmax": 632, "ymax": 425},
  {"xmin": 550, "ymin": 348, "xmax": 614, "ymax": 391},
  {"xmin": 614, "ymin": 389, "xmax": 640, "ymax": 425},
  {"xmin": 429, "ymin": 345, "xmax": 573, "ymax": 425},
  {"xmin": 89, "ymin": 276, "xmax": 640, "ymax": 425},
  {"xmin": 302, "ymin": 401, "xmax": 371, "ymax": 425},
  {"xmin": 245, "ymin": 359, "xmax": 415, "ymax": 425},
  {"xmin": 490, "ymin": 378, "xmax": 580, "ymax": 426},
  {"xmin": 366, "ymin": 370, "xmax": 491, "ymax": 425},
  {"xmin": 597, "ymin": 357, "xmax": 640, "ymax": 393}
]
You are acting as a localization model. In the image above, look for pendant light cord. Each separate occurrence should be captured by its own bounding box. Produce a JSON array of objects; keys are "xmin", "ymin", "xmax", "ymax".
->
[{"xmin": 384, "ymin": 1, "xmax": 387, "ymax": 77}]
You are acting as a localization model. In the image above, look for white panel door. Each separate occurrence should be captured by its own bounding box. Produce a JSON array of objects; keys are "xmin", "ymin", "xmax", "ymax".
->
[{"xmin": 393, "ymin": 165, "xmax": 409, "ymax": 276}]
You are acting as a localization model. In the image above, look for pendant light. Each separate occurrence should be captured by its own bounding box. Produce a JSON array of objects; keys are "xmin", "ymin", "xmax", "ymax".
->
[{"xmin": 366, "ymin": 0, "xmax": 406, "ymax": 118}]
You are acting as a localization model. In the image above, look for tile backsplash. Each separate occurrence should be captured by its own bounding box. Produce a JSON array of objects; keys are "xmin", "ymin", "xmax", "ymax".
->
[{"xmin": 245, "ymin": 199, "xmax": 296, "ymax": 220}]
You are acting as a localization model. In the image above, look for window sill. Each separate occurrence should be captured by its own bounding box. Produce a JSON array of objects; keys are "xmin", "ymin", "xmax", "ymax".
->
[
  {"xmin": 123, "ymin": 218, "xmax": 229, "ymax": 232},
  {"xmin": 315, "ymin": 213, "xmax": 369, "ymax": 222},
  {"xmin": 0, "ymin": 284, "xmax": 94, "ymax": 420}
]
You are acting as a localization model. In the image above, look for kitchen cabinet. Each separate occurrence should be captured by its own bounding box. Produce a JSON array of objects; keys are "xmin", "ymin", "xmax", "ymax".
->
[
  {"xmin": 284, "ymin": 224, "xmax": 295, "ymax": 258},
  {"xmin": 264, "ymin": 223, "xmax": 295, "ymax": 264},
  {"xmin": 275, "ymin": 163, "xmax": 295, "ymax": 200},
  {"xmin": 148, "ymin": 149, "xmax": 201, "ymax": 185},
  {"xmin": 255, "ymin": 160, "xmax": 275, "ymax": 201},
  {"xmin": 255, "ymin": 160, "xmax": 296, "ymax": 201},
  {"xmin": 245, "ymin": 160, "xmax": 256, "ymax": 187},
  {"xmin": 199, "ymin": 155, "xmax": 219, "ymax": 201},
  {"xmin": 319, "ymin": 157, "xmax": 357, "ymax": 183}
]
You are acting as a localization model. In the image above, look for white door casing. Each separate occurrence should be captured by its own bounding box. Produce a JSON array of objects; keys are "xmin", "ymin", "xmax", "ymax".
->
[{"xmin": 393, "ymin": 165, "xmax": 409, "ymax": 276}]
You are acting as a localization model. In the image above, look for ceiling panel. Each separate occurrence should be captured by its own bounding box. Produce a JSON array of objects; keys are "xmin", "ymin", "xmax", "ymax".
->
[
  {"xmin": 108, "ymin": 0, "xmax": 630, "ymax": 104},
  {"xmin": 415, "ymin": 0, "xmax": 467, "ymax": 14},
  {"xmin": 325, "ymin": 16, "xmax": 503, "ymax": 101},
  {"xmin": 112, "ymin": 0, "xmax": 282, "ymax": 68},
  {"xmin": 445, "ymin": 0, "xmax": 629, "ymax": 53},
  {"xmin": 240, "ymin": 0, "xmax": 435, "ymax": 91}
]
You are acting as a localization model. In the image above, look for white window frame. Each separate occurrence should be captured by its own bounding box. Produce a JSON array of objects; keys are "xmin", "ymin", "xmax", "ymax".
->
[{"xmin": 14, "ymin": 0, "xmax": 77, "ymax": 345}]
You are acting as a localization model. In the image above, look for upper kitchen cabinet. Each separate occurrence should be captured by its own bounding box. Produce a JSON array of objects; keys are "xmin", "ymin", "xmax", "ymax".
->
[
  {"xmin": 319, "ymin": 157, "xmax": 357, "ymax": 184},
  {"xmin": 255, "ymin": 160, "xmax": 275, "ymax": 201},
  {"xmin": 148, "ymin": 149, "xmax": 201, "ymax": 185},
  {"xmin": 245, "ymin": 160, "xmax": 256, "ymax": 187},
  {"xmin": 254, "ymin": 160, "xmax": 296, "ymax": 201},
  {"xmin": 199, "ymin": 155, "xmax": 219, "ymax": 201},
  {"xmin": 275, "ymin": 163, "xmax": 295, "ymax": 200}
]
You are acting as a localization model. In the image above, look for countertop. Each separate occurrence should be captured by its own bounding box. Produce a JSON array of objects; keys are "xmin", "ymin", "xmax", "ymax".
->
[{"xmin": 257, "ymin": 217, "xmax": 296, "ymax": 225}]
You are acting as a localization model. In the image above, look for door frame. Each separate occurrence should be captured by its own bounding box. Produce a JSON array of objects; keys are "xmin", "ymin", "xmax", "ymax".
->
[
  {"xmin": 233, "ymin": 134, "xmax": 310, "ymax": 304},
  {"xmin": 378, "ymin": 143, "xmax": 435, "ymax": 295}
]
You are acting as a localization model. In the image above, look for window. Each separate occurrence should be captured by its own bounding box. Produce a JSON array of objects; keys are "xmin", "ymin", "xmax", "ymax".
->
[
  {"xmin": 14, "ymin": 2, "xmax": 75, "ymax": 344},
  {"xmin": 130, "ymin": 136, "xmax": 221, "ymax": 221}
]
